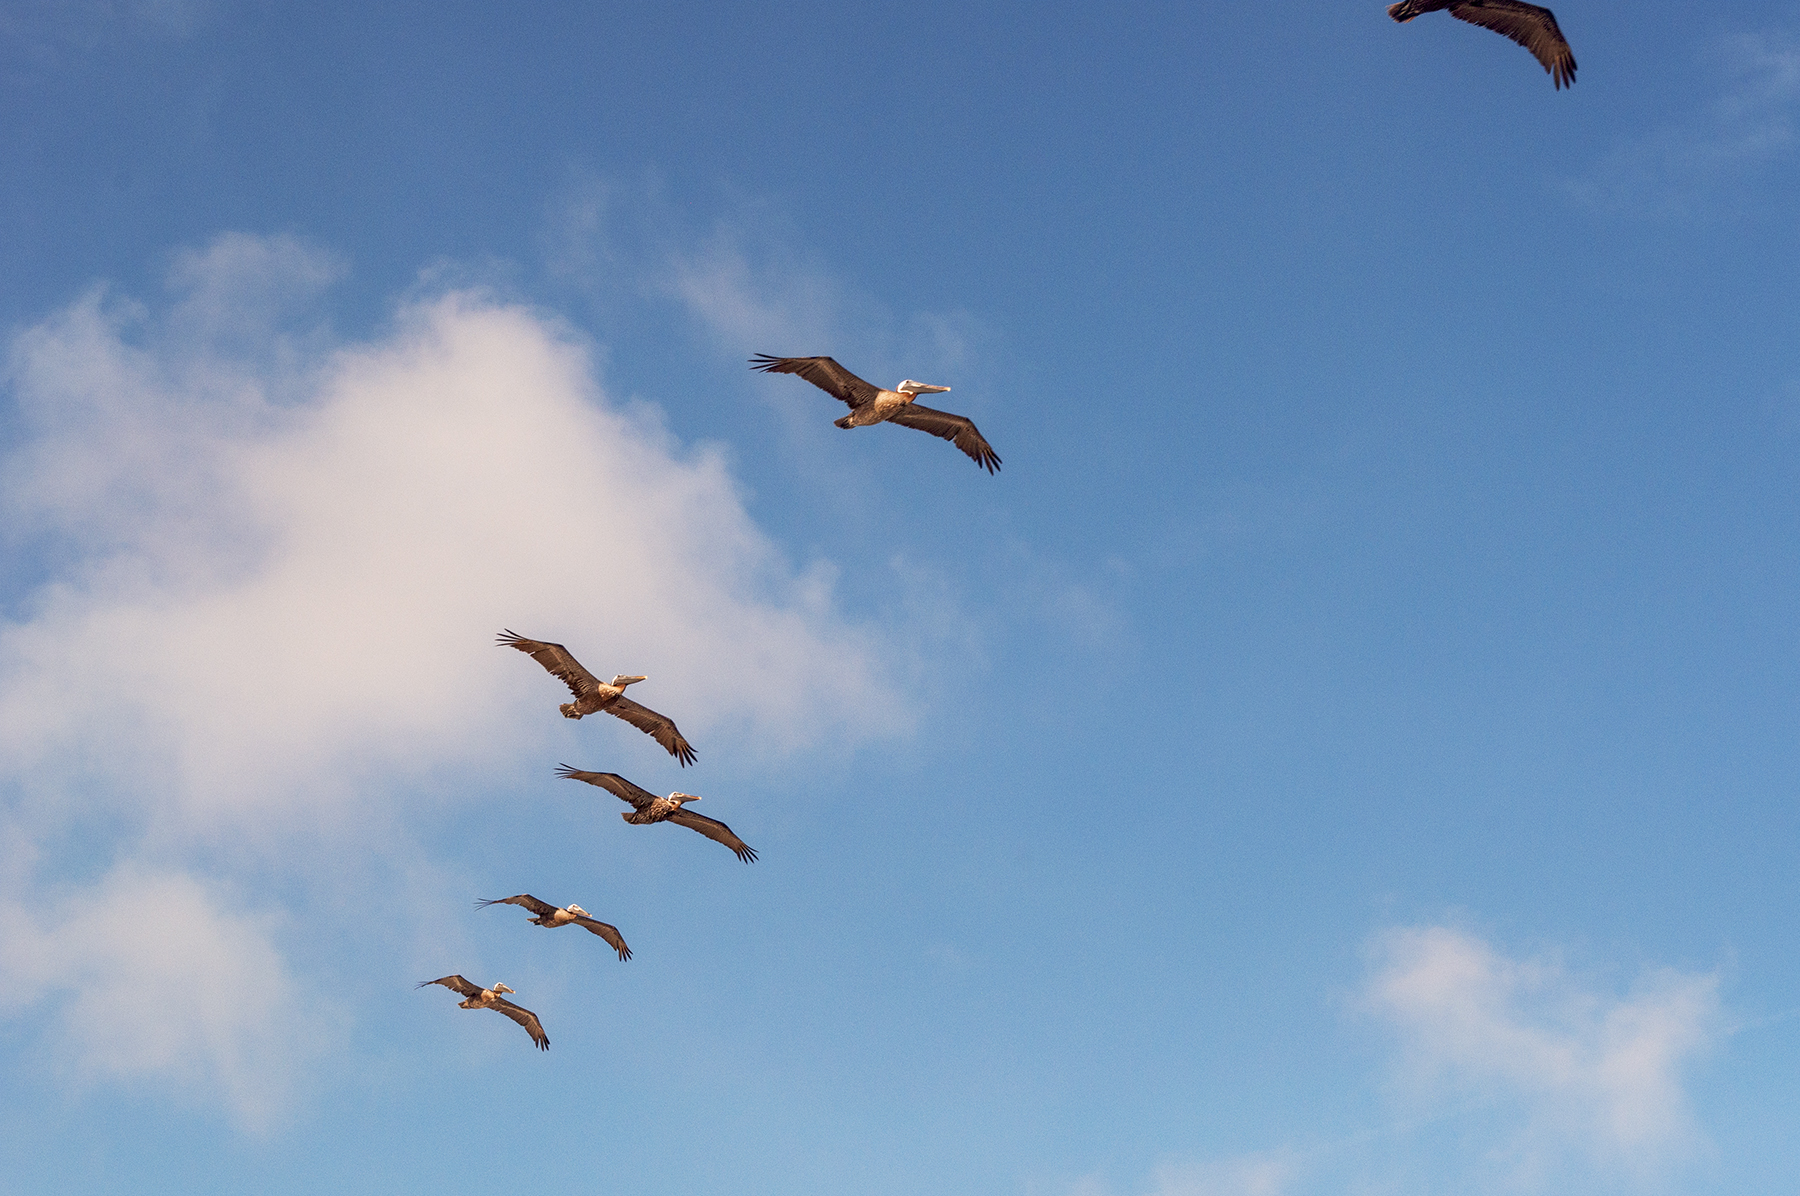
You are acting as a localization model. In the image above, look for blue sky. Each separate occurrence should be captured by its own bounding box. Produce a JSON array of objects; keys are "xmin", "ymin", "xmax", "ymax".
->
[{"xmin": 4, "ymin": 1, "xmax": 1800, "ymax": 1193}]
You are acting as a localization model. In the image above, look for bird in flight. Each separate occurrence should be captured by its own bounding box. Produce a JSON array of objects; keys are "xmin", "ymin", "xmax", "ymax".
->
[
  {"xmin": 477, "ymin": 894, "xmax": 633, "ymax": 960},
  {"xmin": 416, "ymin": 975, "xmax": 550, "ymax": 1050},
  {"xmin": 556, "ymin": 767, "xmax": 759, "ymax": 863},
  {"xmin": 750, "ymin": 354, "xmax": 1001, "ymax": 473},
  {"xmin": 499, "ymin": 630, "xmax": 696, "ymax": 766},
  {"xmin": 1388, "ymin": 0, "xmax": 1576, "ymax": 89}
]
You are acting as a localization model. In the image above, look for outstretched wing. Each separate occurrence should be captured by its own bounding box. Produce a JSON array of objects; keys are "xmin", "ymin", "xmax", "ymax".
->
[
  {"xmin": 556, "ymin": 766, "xmax": 659, "ymax": 810},
  {"xmin": 477, "ymin": 894, "xmax": 557, "ymax": 919},
  {"xmin": 417, "ymin": 974, "xmax": 483, "ymax": 997},
  {"xmin": 750, "ymin": 355, "xmax": 884, "ymax": 409},
  {"xmin": 573, "ymin": 916, "xmax": 633, "ymax": 960},
  {"xmin": 886, "ymin": 404, "xmax": 1002, "ymax": 473},
  {"xmin": 667, "ymin": 808, "xmax": 758, "ymax": 863},
  {"xmin": 490, "ymin": 997, "xmax": 550, "ymax": 1051},
  {"xmin": 498, "ymin": 630, "xmax": 601, "ymax": 701},
  {"xmin": 605, "ymin": 696, "xmax": 697, "ymax": 766},
  {"xmin": 1449, "ymin": 0, "xmax": 1575, "ymax": 87}
]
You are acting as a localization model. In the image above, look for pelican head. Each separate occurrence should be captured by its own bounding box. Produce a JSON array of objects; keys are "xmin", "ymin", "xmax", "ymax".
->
[
  {"xmin": 492, "ymin": 983, "xmax": 514, "ymax": 995},
  {"xmin": 608, "ymin": 674, "xmax": 648, "ymax": 687},
  {"xmin": 896, "ymin": 380, "xmax": 951, "ymax": 395},
  {"xmin": 670, "ymin": 792, "xmax": 701, "ymax": 805},
  {"xmin": 566, "ymin": 904, "xmax": 588, "ymax": 917}
]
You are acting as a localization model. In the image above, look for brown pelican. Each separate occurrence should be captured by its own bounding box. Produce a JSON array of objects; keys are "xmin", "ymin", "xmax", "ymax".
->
[
  {"xmin": 749, "ymin": 355, "xmax": 1001, "ymax": 473},
  {"xmin": 416, "ymin": 975, "xmax": 549, "ymax": 1050},
  {"xmin": 476, "ymin": 894, "xmax": 632, "ymax": 960},
  {"xmin": 1389, "ymin": 1, "xmax": 1576, "ymax": 88},
  {"xmin": 556, "ymin": 766, "xmax": 758, "ymax": 863},
  {"xmin": 498, "ymin": 630, "xmax": 696, "ymax": 766}
]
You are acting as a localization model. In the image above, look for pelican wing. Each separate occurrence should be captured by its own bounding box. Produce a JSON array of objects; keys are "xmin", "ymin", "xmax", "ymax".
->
[
  {"xmin": 605, "ymin": 696, "xmax": 697, "ymax": 766},
  {"xmin": 556, "ymin": 766, "xmax": 659, "ymax": 810},
  {"xmin": 498, "ymin": 630, "xmax": 601, "ymax": 701},
  {"xmin": 491, "ymin": 997, "xmax": 550, "ymax": 1051},
  {"xmin": 1449, "ymin": 1, "xmax": 1575, "ymax": 87},
  {"xmin": 750, "ymin": 355, "xmax": 883, "ymax": 409},
  {"xmin": 667, "ymin": 808, "xmax": 759, "ymax": 863},
  {"xmin": 886, "ymin": 404, "xmax": 1002, "ymax": 473},
  {"xmin": 477, "ymin": 894, "xmax": 558, "ymax": 919},
  {"xmin": 417, "ymin": 974, "xmax": 483, "ymax": 997},
  {"xmin": 573, "ymin": 915, "xmax": 633, "ymax": 960}
]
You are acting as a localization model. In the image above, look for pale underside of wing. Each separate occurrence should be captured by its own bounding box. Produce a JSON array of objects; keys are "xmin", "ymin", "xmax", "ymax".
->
[
  {"xmin": 667, "ymin": 808, "xmax": 759, "ymax": 863},
  {"xmin": 574, "ymin": 916, "xmax": 633, "ymax": 960},
  {"xmin": 887, "ymin": 404, "xmax": 1003, "ymax": 473},
  {"xmin": 418, "ymin": 974, "xmax": 483, "ymax": 997},
  {"xmin": 1450, "ymin": 0, "xmax": 1575, "ymax": 87},
  {"xmin": 556, "ymin": 766, "xmax": 659, "ymax": 810},
  {"xmin": 498, "ymin": 630, "xmax": 600, "ymax": 700},
  {"xmin": 491, "ymin": 997, "xmax": 550, "ymax": 1050},
  {"xmin": 606, "ymin": 696, "xmax": 697, "ymax": 766},
  {"xmin": 749, "ymin": 355, "xmax": 883, "ymax": 409},
  {"xmin": 477, "ymin": 894, "xmax": 558, "ymax": 919}
]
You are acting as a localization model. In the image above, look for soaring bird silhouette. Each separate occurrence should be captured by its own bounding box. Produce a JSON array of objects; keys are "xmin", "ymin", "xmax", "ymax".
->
[{"xmin": 1389, "ymin": 1, "xmax": 1576, "ymax": 89}]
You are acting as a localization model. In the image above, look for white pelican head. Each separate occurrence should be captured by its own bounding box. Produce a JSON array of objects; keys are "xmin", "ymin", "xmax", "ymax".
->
[
  {"xmin": 566, "ymin": 904, "xmax": 588, "ymax": 917},
  {"xmin": 608, "ymin": 674, "xmax": 647, "ymax": 687},
  {"xmin": 896, "ymin": 380, "xmax": 951, "ymax": 395},
  {"xmin": 492, "ymin": 983, "xmax": 514, "ymax": 995},
  {"xmin": 670, "ymin": 792, "xmax": 701, "ymax": 805}
]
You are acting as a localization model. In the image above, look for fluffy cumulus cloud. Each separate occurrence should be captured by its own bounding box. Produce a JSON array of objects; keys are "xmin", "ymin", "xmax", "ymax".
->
[
  {"xmin": 0, "ymin": 233, "xmax": 910, "ymax": 1123},
  {"xmin": 1362, "ymin": 925, "xmax": 1721, "ymax": 1186}
]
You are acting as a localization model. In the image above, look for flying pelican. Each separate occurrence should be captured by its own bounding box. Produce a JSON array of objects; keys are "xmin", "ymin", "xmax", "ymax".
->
[
  {"xmin": 556, "ymin": 766, "xmax": 758, "ymax": 863},
  {"xmin": 476, "ymin": 894, "xmax": 632, "ymax": 960},
  {"xmin": 498, "ymin": 630, "xmax": 696, "ymax": 766},
  {"xmin": 416, "ymin": 975, "xmax": 550, "ymax": 1050},
  {"xmin": 749, "ymin": 354, "xmax": 1001, "ymax": 473},
  {"xmin": 1388, "ymin": 0, "xmax": 1576, "ymax": 88}
]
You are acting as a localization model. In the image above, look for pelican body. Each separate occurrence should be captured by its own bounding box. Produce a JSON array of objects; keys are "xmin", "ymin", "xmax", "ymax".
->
[
  {"xmin": 498, "ymin": 631, "xmax": 696, "ymax": 765},
  {"xmin": 477, "ymin": 894, "xmax": 633, "ymax": 960},
  {"xmin": 556, "ymin": 767, "xmax": 759, "ymax": 862},
  {"xmin": 749, "ymin": 355, "xmax": 1001, "ymax": 473},
  {"xmin": 417, "ymin": 975, "xmax": 550, "ymax": 1050}
]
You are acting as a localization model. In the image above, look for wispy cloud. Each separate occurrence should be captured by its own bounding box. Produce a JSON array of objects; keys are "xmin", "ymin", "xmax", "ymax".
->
[
  {"xmin": 1067, "ymin": 1156, "xmax": 1293, "ymax": 1196},
  {"xmin": 1569, "ymin": 30, "xmax": 1800, "ymax": 217},
  {"xmin": 1361, "ymin": 924, "xmax": 1720, "ymax": 1187},
  {"xmin": 0, "ymin": 233, "xmax": 916, "ymax": 1123}
]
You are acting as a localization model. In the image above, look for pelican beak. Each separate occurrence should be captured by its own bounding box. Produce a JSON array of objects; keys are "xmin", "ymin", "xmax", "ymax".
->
[
  {"xmin": 917, "ymin": 383, "xmax": 951, "ymax": 393},
  {"xmin": 626, "ymin": 675, "xmax": 648, "ymax": 685}
]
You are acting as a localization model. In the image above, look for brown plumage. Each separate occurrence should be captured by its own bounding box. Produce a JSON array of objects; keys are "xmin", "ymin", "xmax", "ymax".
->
[
  {"xmin": 750, "ymin": 354, "xmax": 1001, "ymax": 473},
  {"xmin": 1388, "ymin": 0, "xmax": 1576, "ymax": 89},
  {"xmin": 498, "ymin": 630, "xmax": 696, "ymax": 765},
  {"xmin": 416, "ymin": 975, "xmax": 550, "ymax": 1050},
  {"xmin": 476, "ymin": 894, "xmax": 632, "ymax": 960},
  {"xmin": 556, "ymin": 766, "xmax": 759, "ymax": 863}
]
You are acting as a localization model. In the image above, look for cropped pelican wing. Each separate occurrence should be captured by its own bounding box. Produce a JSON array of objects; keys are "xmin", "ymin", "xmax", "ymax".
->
[
  {"xmin": 573, "ymin": 915, "xmax": 633, "ymax": 960},
  {"xmin": 887, "ymin": 404, "xmax": 1002, "ymax": 473},
  {"xmin": 1450, "ymin": 1, "xmax": 1575, "ymax": 87},
  {"xmin": 477, "ymin": 894, "xmax": 558, "ymax": 919},
  {"xmin": 417, "ymin": 974, "xmax": 483, "ymax": 996},
  {"xmin": 667, "ymin": 808, "xmax": 759, "ymax": 863},
  {"xmin": 491, "ymin": 997, "xmax": 550, "ymax": 1051},
  {"xmin": 498, "ymin": 630, "xmax": 601, "ymax": 700},
  {"xmin": 750, "ymin": 355, "xmax": 883, "ymax": 409},
  {"xmin": 556, "ymin": 766, "xmax": 659, "ymax": 810},
  {"xmin": 605, "ymin": 696, "xmax": 697, "ymax": 766}
]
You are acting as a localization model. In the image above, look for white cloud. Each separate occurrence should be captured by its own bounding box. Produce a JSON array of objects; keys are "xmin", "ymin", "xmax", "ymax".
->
[
  {"xmin": 1569, "ymin": 31, "xmax": 1800, "ymax": 217},
  {"xmin": 0, "ymin": 233, "xmax": 915, "ymax": 1121},
  {"xmin": 0, "ymin": 860, "xmax": 319, "ymax": 1133},
  {"xmin": 1362, "ymin": 925, "xmax": 1720, "ymax": 1185}
]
